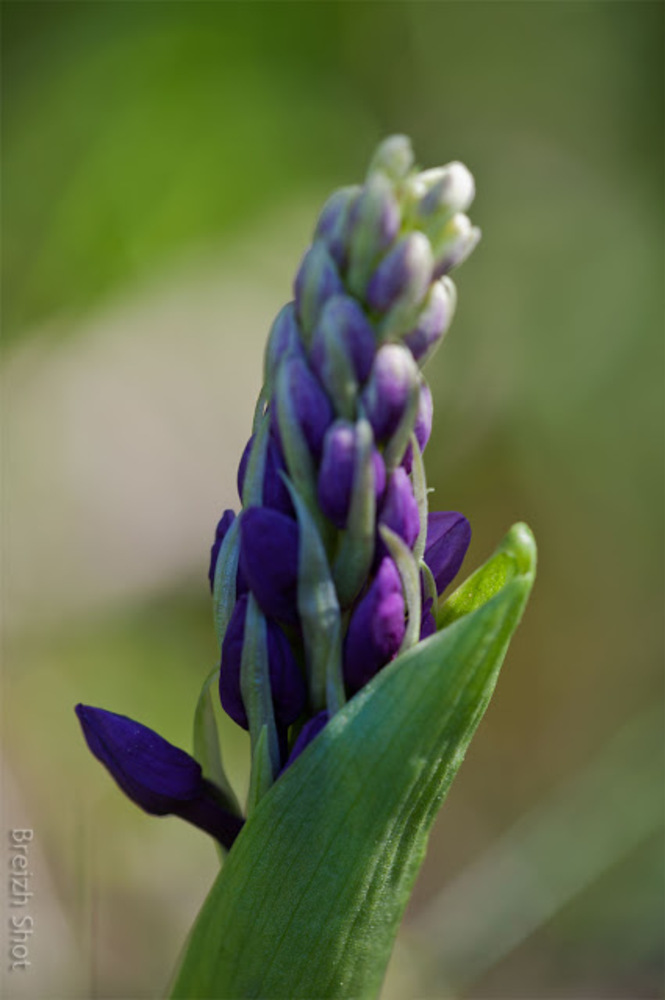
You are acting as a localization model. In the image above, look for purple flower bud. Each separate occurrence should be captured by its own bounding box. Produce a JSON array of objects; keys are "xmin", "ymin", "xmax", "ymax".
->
[
  {"xmin": 264, "ymin": 303, "xmax": 304, "ymax": 386},
  {"xmin": 317, "ymin": 420, "xmax": 386, "ymax": 529},
  {"xmin": 403, "ymin": 279, "xmax": 456, "ymax": 362},
  {"xmin": 424, "ymin": 511, "xmax": 471, "ymax": 594},
  {"xmin": 310, "ymin": 294, "xmax": 376, "ymax": 384},
  {"xmin": 237, "ymin": 435, "xmax": 294, "ymax": 517},
  {"xmin": 239, "ymin": 507, "xmax": 299, "ymax": 624},
  {"xmin": 348, "ymin": 173, "xmax": 401, "ymax": 259},
  {"xmin": 283, "ymin": 710, "xmax": 329, "ymax": 769},
  {"xmin": 208, "ymin": 509, "xmax": 235, "ymax": 591},
  {"xmin": 219, "ymin": 594, "xmax": 306, "ymax": 731},
  {"xmin": 344, "ymin": 556, "xmax": 406, "ymax": 692},
  {"xmin": 378, "ymin": 468, "xmax": 420, "ymax": 550},
  {"xmin": 294, "ymin": 242, "xmax": 345, "ymax": 335},
  {"xmin": 366, "ymin": 232, "xmax": 433, "ymax": 314},
  {"xmin": 272, "ymin": 355, "xmax": 334, "ymax": 463},
  {"xmin": 75, "ymin": 705, "xmax": 243, "ymax": 850},
  {"xmin": 361, "ymin": 343, "xmax": 419, "ymax": 443},
  {"xmin": 402, "ymin": 381, "xmax": 433, "ymax": 473},
  {"xmin": 314, "ymin": 187, "xmax": 359, "ymax": 268}
]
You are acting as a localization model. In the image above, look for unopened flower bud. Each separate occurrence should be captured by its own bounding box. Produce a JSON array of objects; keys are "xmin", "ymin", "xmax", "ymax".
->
[
  {"xmin": 403, "ymin": 278, "xmax": 457, "ymax": 363},
  {"xmin": 378, "ymin": 467, "xmax": 420, "ymax": 550},
  {"xmin": 219, "ymin": 594, "xmax": 306, "ymax": 731},
  {"xmin": 424, "ymin": 511, "xmax": 471, "ymax": 594},
  {"xmin": 237, "ymin": 435, "xmax": 294, "ymax": 517},
  {"xmin": 310, "ymin": 294, "xmax": 376, "ymax": 385},
  {"xmin": 318, "ymin": 420, "xmax": 386, "ymax": 529},
  {"xmin": 430, "ymin": 214, "xmax": 481, "ymax": 278},
  {"xmin": 264, "ymin": 303, "xmax": 304, "ymax": 389},
  {"xmin": 314, "ymin": 187, "xmax": 359, "ymax": 269},
  {"xmin": 294, "ymin": 242, "xmax": 345, "ymax": 337},
  {"xmin": 239, "ymin": 507, "xmax": 299, "ymax": 624},
  {"xmin": 419, "ymin": 161, "xmax": 476, "ymax": 217},
  {"xmin": 366, "ymin": 232, "xmax": 433, "ymax": 314},
  {"xmin": 343, "ymin": 557, "xmax": 405, "ymax": 692},
  {"xmin": 346, "ymin": 173, "xmax": 401, "ymax": 297},
  {"xmin": 361, "ymin": 343, "xmax": 419, "ymax": 443},
  {"xmin": 272, "ymin": 355, "xmax": 334, "ymax": 462},
  {"xmin": 209, "ymin": 509, "xmax": 236, "ymax": 591},
  {"xmin": 402, "ymin": 381, "xmax": 434, "ymax": 473},
  {"xmin": 75, "ymin": 705, "xmax": 243, "ymax": 849},
  {"xmin": 367, "ymin": 134, "xmax": 414, "ymax": 182}
]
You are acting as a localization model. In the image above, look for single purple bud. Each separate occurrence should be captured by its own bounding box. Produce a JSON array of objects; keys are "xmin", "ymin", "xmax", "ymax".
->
[
  {"xmin": 403, "ymin": 278, "xmax": 457, "ymax": 362},
  {"xmin": 378, "ymin": 467, "xmax": 420, "ymax": 550},
  {"xmin": 366, "ymin": 232, "xmax": 433, "ymax": 314},
  {"xmin": 283, "ymin": 710, "xmax": 329, "ymax": 769},
  {"xmin": 343, "ymin": 556, "xmax": 406, "ymax": 692},
  {"xmin": 420, "ymin": 595, "xmax": 437, "ymax": 640},
  {"xmin": 402, "ymin": 381, "xmax": 433, "ymax": 473},
  {"xmin": 310, "ymin": 294, "xmax": 376, "ymax": 384},
  {"xmin": 239, "ymin": 507, "xmax": 299, "ymax": 624},
  {"xmin": 271, "ymin": 355, "xmax": 334, "ymax": 463},
  {"xmin": 424, "ymin": 511, "xmax": 471, "ymax": 594},
  {"xmin": 264, "ymin": 302, "xmax": 304, "ymax": 387},
  {"xmin": 75, "ymin": 705, "xmax": 243, "ymax": 850},
  {"xmin": 219, "ymin": 595, "xmax": 306, "ymax": 731},
  {"xmin": 314, "ymin": 187, "xmax": 359, "ymax": 268},
  {"xmin": 318, "ymin": 420, "xmax": 386, "ymax": 529},
  {"xmin": 237, "ymin": 435, "xmax": 294, "ymax": 517},
  {"xmin": 362, "ymin": 343, "xmax": 419, "ymax": 443},
  {"xmin": 209, "ymin": 509, "xmax": 236, "ymax": 591},
  {"xmin": 294, "ymin": 242, "xmax": 345, "ymax": 336}
]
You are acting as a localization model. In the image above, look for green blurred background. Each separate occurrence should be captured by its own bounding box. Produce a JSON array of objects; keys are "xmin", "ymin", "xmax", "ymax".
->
[{"xmin": 2, "ymin": 2, "xmax": 663, "ymax": 997}]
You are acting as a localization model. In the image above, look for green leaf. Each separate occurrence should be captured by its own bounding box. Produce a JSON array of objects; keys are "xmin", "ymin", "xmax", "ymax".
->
[
  {"xmin": 171, "ymin": 523, "xmax": 536, "ymax": 1000},
  {"xmin": 192, "ymin": 667, "xmax": 242, "ymax": 819}
]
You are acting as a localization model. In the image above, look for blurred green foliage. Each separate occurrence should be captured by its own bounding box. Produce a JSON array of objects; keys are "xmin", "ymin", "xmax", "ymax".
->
[{"xmin": 2, "ymin": 2, "xmax": 663, "ymax": 998}]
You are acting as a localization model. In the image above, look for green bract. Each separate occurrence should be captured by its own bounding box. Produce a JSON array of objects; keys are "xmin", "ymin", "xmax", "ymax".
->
[{"xmin": 173, "ymin": 524, "xmax": 536, "ymax": 999}]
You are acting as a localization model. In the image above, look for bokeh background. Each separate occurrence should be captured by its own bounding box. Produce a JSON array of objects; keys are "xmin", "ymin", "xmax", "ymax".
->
[{"xmin": 2, "ymin": 2, "xmax": 663, "ymax": 998}]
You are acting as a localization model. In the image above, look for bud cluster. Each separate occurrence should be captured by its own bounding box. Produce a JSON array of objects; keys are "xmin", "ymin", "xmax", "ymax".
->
[
  {"xmin": 75, "ymin": 137, "xmax": 479, "ymax": 847},
  {"xmin": 211, "ymin": 136, "xmax": 477, "ymax": 805}
]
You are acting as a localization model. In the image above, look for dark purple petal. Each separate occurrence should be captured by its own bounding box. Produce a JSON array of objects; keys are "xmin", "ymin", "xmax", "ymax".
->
[
  {"xmin": 343, "ymin": 557, "xmax": 405, "ymax": 692},
  {"xmin": 74, "ymin": 705, "xmax": 243, "ymax": 849},
  {"xmin": 208, "ymin": 509, "xmax": 236, "ymax": 592},
  {"xmin": 220, "ymin": 595, "xmax": 306, "ymax": 730},
  {"xmin": 237, "ymin": 435, "xmax": 294, "ymax": 516},
  {"xmin": 366, "ymin": 233, "xmax": 433, "ymax": 314},
  {"xmin": 317, "ymin": 421, "xmax": 386, "ymax": 529},
  {"xmin": 424, "ymin": 511, "xmax": 471, "ymax": 594},
  {"xmin": 284, "ymin": 711, "xmax": 329, "ymax": 769},
  {"xmin": 403, "ymin": 279, "xmax": 456, "ymax": 362},
  {"xmin": 272, "ymin": 355, "xmax": 333, "ymax": 463},
  {"xmin": 361, "ymin": 343, "xmax": 418, "ymax": 443},
  {"xmin": 379, "ymin": 468, "xmax": 420, "ymax": 550},
  {"xmin": 239, "ymin": 507, "xmax": 299, "ymax": 624},
  {"xmin": 310, "ymin": 294, "xmax": 376, "ymax": 384}
]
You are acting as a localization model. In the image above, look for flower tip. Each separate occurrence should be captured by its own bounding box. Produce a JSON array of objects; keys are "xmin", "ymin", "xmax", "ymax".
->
[{"xmin": 367, "ymin": 134, "xmax": 414, "ymax": 181}]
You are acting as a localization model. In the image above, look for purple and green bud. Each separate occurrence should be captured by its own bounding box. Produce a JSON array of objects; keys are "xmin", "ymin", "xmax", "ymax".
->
[{"xmin": 75, "ymin": 705, "xmax": 243, "ymax": 850}]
